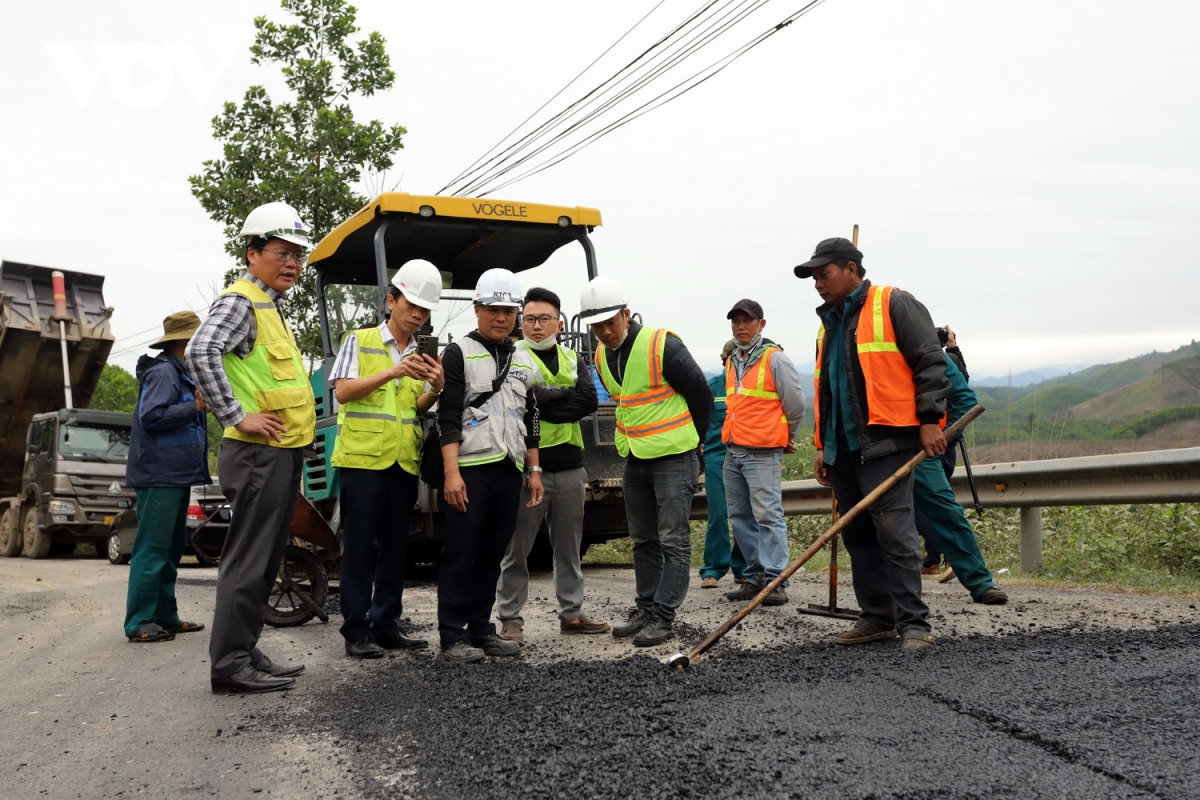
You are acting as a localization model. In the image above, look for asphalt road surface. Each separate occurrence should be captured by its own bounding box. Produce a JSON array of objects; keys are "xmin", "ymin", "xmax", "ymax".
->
[{"xmin": 2, "ymin": 557, "xmax": 1198, "ymax": 799}]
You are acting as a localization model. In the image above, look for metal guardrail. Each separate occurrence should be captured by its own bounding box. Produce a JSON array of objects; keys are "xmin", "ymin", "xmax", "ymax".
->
[{"xmin": 691, "ymin": 447, "xmax": 1200, "ymax": 573}]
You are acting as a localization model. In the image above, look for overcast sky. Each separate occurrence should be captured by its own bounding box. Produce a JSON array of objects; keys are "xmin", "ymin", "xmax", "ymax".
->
[{"xmin": 3, "ymin": 1, "xmax": 1197, "ymax": 381}]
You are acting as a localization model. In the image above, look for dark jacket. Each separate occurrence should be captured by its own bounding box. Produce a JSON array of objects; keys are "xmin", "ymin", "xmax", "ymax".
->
[
  {"xmin": 815, "ymin": 280, "xmax": 948, "ymax": 461},
  {"xmin": 601, "ymin": 320, "xmax": 713, "ymax": 459},
  {"xmin": 525, "ymin": 343, "xmax": 599, "ymax": 473},
  {"xmin": 126, "ymin": 353, "xmax": 211, "ymax": 488}
]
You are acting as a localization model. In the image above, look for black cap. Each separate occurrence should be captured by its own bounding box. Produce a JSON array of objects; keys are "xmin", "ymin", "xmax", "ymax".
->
[
  {"xmin": 726, "ymin": 298, "xmax": 764, "ymax": 319},
  {"xmin": 793, "ymin": 237, "xmax": 864, "ymax": 278}
]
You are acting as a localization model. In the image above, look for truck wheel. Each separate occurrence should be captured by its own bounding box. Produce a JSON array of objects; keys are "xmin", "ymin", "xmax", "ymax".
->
[
  {"xmin": 107, "ymin": 531, "xmax": 129, "ymax": 565},
  {"xmin": 0, "ymin": 508, "xmax": 21, "ymax": 557},
  {"xmin": 22, "ymin": 507, "xmax": 51, "ymax": 559},
  {"xmin": 264, "ymin": 545, "xmax": 328, "ymax": 628}
]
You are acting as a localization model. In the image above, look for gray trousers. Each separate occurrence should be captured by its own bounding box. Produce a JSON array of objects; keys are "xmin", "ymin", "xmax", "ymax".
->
[
  {"xmin": 496, "ymin": 467, "xmax": 587, "ymax": 624},
  {"xmin": 210, "ymin": 440, "xmax": 304, "ymax": 679}
]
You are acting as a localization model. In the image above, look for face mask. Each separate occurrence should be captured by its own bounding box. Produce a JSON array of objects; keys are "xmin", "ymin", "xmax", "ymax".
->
[
  {"xmin": 523, "ymin": 335, "xmax": 557, "ymax": 351},
  {"xmin": 736, "ymin": 332, "xmax": 762, "ymax": 354}
]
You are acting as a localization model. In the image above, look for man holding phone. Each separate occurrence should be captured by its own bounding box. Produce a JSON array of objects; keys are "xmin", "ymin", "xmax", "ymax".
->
[{"xmin": 328, "ymin": 259, "xmax": 445, "ymax": 658}]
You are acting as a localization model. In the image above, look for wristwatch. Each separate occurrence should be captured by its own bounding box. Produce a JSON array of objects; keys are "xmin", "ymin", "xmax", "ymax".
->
[{"xmin": 528, "ymin": 466, "xmax": 543, "ymax": 474}]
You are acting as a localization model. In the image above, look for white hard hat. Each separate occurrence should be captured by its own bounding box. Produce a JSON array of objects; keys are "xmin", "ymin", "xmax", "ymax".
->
[
  {"xmin": 473, "ymin": 268, "xmax": 523, "ymax": 307},
  {"xmin": 392, "ymin": 259, "xmax": 442, "ymax": 310},
  {"xmin": 239, "ymin": 201, "xmax": 312, "ymax": 249},
  {"xmin": 578, "ymin": 276, "xmax": 628, "ymax": 324}
]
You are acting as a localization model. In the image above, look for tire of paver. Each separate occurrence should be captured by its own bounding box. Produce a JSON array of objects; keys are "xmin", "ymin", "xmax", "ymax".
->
[
  {"xmin": 107, "ymin": 531, "xmax": 129, "ymax": 565},
  {"xmin": 22, "ymin": 506, "xmax": 51, "ymax": 559},
  {"xmin": 264, "ymin": 545, "xmax": 329, "ymax": 628},
  {"xmin": 0, "ymin": 507, "xmax": 22, "ymax": 557}
]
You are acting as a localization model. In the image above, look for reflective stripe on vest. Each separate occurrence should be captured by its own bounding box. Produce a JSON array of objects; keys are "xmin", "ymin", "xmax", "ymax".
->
[
  {"xmin": 519, "ymin": 342, "xmax": 584, "ymax": 450},
  {"xmin": 330, "ymin": 326, "xmax": 422, "ymax": 473},
  {"xmin": 219, "ymin": 279, "xmax": 316, "ymax": 449},
  {"xmin": 812, "ymin": 285, "xmax": 920, "ymax": 449},
  {"xmin": 456, "ymin": 338, "xmax": 537, "ymax": 470},
  {"xmin": 722, "ymin": 346, "xmax": 788, "ymax": 448},
  {"xmin": 596, "ymin": 327, "xmax": 699, "ymax": 459}
]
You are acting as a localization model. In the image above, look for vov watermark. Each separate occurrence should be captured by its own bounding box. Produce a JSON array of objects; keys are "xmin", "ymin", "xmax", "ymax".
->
[{"xmin": 43, "ymin": 42, "xmax": 236, "ymax": 110}]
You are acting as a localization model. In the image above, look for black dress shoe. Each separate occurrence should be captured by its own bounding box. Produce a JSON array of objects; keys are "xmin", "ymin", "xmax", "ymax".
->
[
  {"xmin": 374, "ymin": 627, "xmax": 429, "ymax": 650},
  {"xmin": 253, "ymin": 655, "xmax": 306, "ymax": 678},
  {"xmin": 345, "ymin": 636, "xmax": 385, "ymax": 659},
  {"xmin": 211, "ymin": 666, "xmax": 295, "ymax": 695}
]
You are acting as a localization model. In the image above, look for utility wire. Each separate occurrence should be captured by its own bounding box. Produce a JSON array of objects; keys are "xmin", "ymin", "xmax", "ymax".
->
[
  {"xmin": 444, "ymin": 0, "xmax": 731, "ymax": 196},
  {"xmin": 475, "ymin": 0, "xmax": 828, "ymax": 196},
  {"xmin": 438, "ymin": 0, "xmax": 670, "ymax": 194},
  {"xmin": 456, "ymin": 0, "xmax": 775, "ymax": 196}
]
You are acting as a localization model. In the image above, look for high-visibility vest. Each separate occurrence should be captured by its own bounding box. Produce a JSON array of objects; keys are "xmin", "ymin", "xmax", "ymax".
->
[
  {"xmin": 722, "ymin": 346, "xmax": 789, "ymax": 448},
  {"xmin": 518, "ymin": 342, "xmax": 585, "ymax": 450},
  {"xmin": 456, "ymin": 338, "xmax": 538, "ymax": 470},
  {"xmin": 330, "ymin": 326, "xmax": 423, "ymax": 473},
  {"xmin": 219, "ymin": 279, "xmax": 316, "ymax": 449},
  {"xmin": 813, "ymin": 285, "xmax": 919, "ymax": 448},
  {"xmin": 596, "ymin": 327, "xmax": 699, "ymax": 459}
]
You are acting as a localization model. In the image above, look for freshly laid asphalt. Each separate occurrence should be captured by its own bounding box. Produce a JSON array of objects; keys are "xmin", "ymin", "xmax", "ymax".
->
[{"xmin": 266, "ymin": 623, "xmax": 1200, "ymax": 800}]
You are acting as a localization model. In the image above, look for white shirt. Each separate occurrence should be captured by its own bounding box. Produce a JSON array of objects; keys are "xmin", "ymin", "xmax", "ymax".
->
[{"xmin": 329, "ymin": 322, "xmax": 417, "ymax": 381}]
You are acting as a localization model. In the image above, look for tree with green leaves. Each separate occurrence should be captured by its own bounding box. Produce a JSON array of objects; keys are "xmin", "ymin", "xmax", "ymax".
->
[
  {"xmin": 90, "ymin": 364, "xmax": 139, "ymax": 413},
  {"xmin": 189, "ymin": 0, "xmax": 406, "ymax": 359}
]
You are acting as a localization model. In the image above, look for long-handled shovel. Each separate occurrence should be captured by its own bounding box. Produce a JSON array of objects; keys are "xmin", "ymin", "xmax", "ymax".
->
[{"xmin": 666, "ymin": 405, "xmax": 984, "ymax": 670}]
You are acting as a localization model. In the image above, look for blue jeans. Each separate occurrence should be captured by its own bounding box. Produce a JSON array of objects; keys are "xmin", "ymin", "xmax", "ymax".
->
[
  {"xmin": 724, "ymin": 449, "xmax": 789, "ymax": 587},
  {"xmin": 700, "ymin": 454, "xmax": 746, "ymax": 580},
  {"xmin": 623, "ymin": 452, "xmax": 699, "ymax": 622}
]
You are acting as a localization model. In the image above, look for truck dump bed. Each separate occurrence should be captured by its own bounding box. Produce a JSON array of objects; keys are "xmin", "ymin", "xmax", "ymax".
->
[{"xmin": 0, "ymin": 261, "xmax": 114, "ymax": 496}]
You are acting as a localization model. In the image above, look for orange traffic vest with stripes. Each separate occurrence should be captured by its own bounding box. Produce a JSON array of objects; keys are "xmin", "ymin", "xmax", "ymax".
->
[
  {"xmin": 596, "ymin": 327, "xmax": 699, "ymax": 459},
  {"xmin": 813, "ymin": 285, "xmax": 920, "ymax": 448},
  {"xmin": 721, "ymin": 346, "xmax": 789, "ymax": 448}
]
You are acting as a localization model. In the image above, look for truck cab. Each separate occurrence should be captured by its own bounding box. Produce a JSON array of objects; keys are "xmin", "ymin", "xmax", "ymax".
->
[{"xmin": 11, "ymin": 409, "xmax": 135, "ymax": 557}]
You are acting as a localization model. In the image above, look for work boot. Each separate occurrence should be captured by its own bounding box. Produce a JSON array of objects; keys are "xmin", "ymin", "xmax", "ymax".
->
[
  {"xmin": 973, "ymin": 587, "xmax": 1008, "ymax": 605},
  {"xmin": 560, "ymin": 614, "xmax": 611, "ymax": 635},
  {"xmin": 901, "ymin": 630, "xmax": 937, "ymax": 651},
  {"xmin": 499, "ymin": 620, "xmax": 525, "ymax": 644},
  {"xmin": 345, "ymin": 636, "xmax": 385, "ymax": 659},
  {"xmin": 374, "ymin": 627, "xmax": 429, "ymax": 650},
  {"xmin": 700, "ymin": 576, "xmax": 719, "ymax": 589},
  {"xmin": 835, "ymin": 618, "xmax": 899, "ymax": 646},
  {"xmin": 921, "ymin": 564, "xmax": 942, "ymax": 576},
  {"xmin": 733, "ymin": 575, "xmax": 748, "ymax": 585},
  {"xmin": 612, "ymin": 608, "xmax": 653, "ymax": 638},
  {"xmin": 724, "ymin": 582, "xmax": 763, "ymax": 602},
  {"xmin": 761, "ymin": 587, "xmax": 788, "ymax": 606},
  {"xmin": 469, "ymin": 634, "xmax": 521, "ymax": 657},
  {"xmin": 632, "ymin": 615, "xmax": 674, "ymax": 647},
  {"xmin": 436, "ymin": 641, "xmax": 486, "ymax": 664}
]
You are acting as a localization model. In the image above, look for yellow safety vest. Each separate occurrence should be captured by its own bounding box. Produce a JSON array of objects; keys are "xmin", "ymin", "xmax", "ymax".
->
[
  {"xmin": 330, "ymin": 326, "xmax": 423, "ymax": 473},
  {"xmin": 521, "ymin": 342, "xmax": 585, "ymax": 450},
  {"xmin": 596, "ymin": 327, "xmax": 698, "ymax": 459},
  {"xmin": 220, "ymin": 279, "xmax": 315, "ymax": 449}
]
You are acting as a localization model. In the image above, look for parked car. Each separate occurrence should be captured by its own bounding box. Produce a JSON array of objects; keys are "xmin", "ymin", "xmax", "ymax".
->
[{"xmin": 106, "ymin": 483, "xmax": 228, "ymax": 566}]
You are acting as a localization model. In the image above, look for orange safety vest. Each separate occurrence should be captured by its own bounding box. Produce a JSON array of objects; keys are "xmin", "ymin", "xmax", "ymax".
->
[
  {"xmin": 721, "ymin": 346, "xmax": 789, "ymax": 448},
  {"xmin": 813, "ymin": 285, "xmax": 920, "ymax": 448}
]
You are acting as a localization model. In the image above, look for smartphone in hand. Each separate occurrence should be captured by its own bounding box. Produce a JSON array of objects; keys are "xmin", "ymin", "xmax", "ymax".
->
[{"xmin": 417, "ymin": 335, "xmax": 439, "ymax": 360}]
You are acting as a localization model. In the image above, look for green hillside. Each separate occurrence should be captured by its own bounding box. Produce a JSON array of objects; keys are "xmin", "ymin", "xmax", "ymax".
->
[
  {"xmin": 1038, "ymin": 340, "xmax": 1200, "ymax": 393},
  {"xmin": 1009, "ymin": 384, "xmax": 1101, "ymax": 418},
  {"xmin": 1067, "ymin": 354, "xmax": 1200, "ymax": 424}
]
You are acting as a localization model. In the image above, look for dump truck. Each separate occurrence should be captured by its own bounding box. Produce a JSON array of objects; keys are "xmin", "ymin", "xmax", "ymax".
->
[{"xmin": 0, "ymin": 261, "xmax": 134, "ymax": 558}]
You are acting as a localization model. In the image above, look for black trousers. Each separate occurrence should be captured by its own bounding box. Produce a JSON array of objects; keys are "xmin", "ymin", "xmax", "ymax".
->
[
  {"xmin": 339, "ymin": 463, "xmax": 419, "ymax": 643},
  {"xmin": 211, "ymin": 441, "xmax": 303, "ymax": 679},
  {"xmin": 827, "ymin": 439, "xmax": 930, "ymax": 635},
  {"xmin": 437, "ymin": 460, "xmax": 522, "ymax": 645}
]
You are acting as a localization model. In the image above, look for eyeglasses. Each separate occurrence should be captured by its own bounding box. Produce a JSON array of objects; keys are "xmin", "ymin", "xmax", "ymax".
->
[
  {"xmin": 522, "ymin": 314, "xmax": 559, "ymax": 326},
  {"xmin": 261, "ymin": 247, "xmax": 307, "ymax": 265}
]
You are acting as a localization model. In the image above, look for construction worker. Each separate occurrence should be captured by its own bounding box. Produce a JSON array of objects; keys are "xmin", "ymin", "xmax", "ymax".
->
[
  {"xmin": 187, "ymin": 201, "xmax": 315, "ymax": 693},
  {"xmin": 123, "ymin": 311, "xmax": 208, "ymax": 644},
  {"xmin": 495, "ymin": 287, "xmax": 607, "ymax": 644},
  {"xmin": 329, "ymin": 260, "xmax": 445, "ymax": 658},
  {"xmin": 583, "ymin": 277, "xmax": 712, "ymax": 647},
  {"xmin": 795, "ymin": 237, "xmax": 949, "ymax": 652},
  {"xmin": 436, "ymin": 269, "xmax": 544, "ymax": 664},
  {"xmin": 720, "ymin": 300, "xmax": 806, "ymax": 606},
  {"xmin": 914, "ymin": 349, "xmax": 1008, "ymax": 605},
  {"xmin": 699, "ymin": 339, "xmax": 747, "ymax": 589}
]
